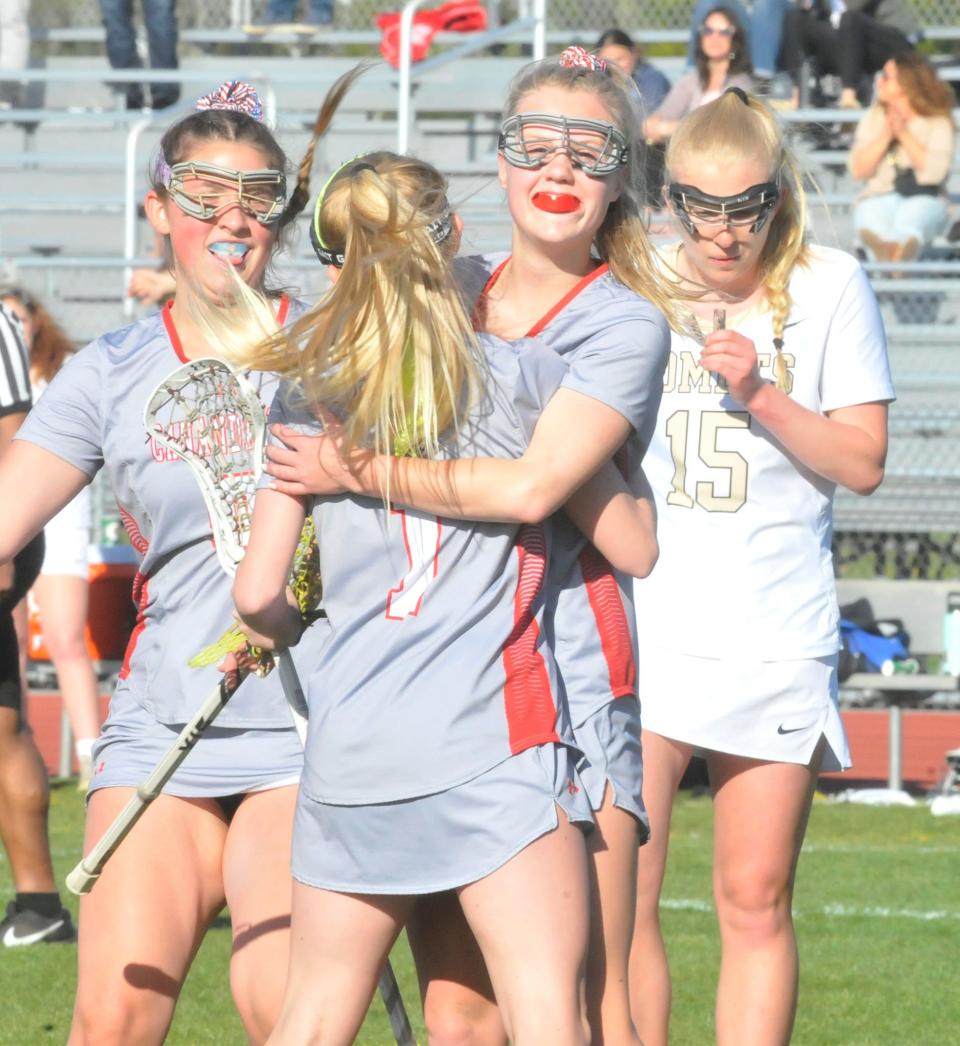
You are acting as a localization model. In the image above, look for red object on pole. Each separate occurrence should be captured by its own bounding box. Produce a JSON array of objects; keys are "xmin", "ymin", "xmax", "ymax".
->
[{"xmin": 376, "ymin": 2, "xmax": 488, "ymax": 68}]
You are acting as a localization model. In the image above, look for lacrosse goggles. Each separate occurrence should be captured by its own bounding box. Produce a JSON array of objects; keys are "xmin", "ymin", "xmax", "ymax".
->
[
  {"xmin": 667, "ymin": 180, "xmax": 780, "ymax": 236},
  {"xmin": 165, "ymin": 161, "xmax": 287, "ymax": 224},
  {"xmin": 498, "ymin": 112, "xmax": 629, "ymax": 177}
]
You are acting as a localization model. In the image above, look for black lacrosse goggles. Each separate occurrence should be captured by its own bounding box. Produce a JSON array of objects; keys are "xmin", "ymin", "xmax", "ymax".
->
[
  {"xmin": 498, "ymin": 113, "xmax": 628, "ymax": 176},
  {"xmin": 167, "ymin": 161, "xmax": 287, "ymax": 224},
  {"xmin": 667, "ymin": 180, "xmax": 780, "ymax": 235}
]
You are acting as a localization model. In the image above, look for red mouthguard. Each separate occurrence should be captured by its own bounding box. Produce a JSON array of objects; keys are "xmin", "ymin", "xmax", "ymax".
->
[{"xmin": 532, "ymin": 192, "xmax": 581, "ymax": 214}]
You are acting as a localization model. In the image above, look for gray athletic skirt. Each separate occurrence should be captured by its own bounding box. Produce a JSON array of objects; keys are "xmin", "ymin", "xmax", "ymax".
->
[
  {"xmin": 574, "ymin": 697, "xmax": 649, "ymax": 842},
  {"xmin": 88, "ymin": 685, "xmax": 303, "ymax": 799},
  {"xmin": 292, "ymin": 742, "xmax": 594, "ymax": 895}
]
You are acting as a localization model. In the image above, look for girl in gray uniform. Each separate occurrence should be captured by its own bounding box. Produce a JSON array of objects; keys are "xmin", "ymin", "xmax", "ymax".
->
[
  {"xmin": 0, "ymin": 83, "xmax": 327, "ymax": 1043},
  {"xmin": 227, "ymin": 142, "xmax": 670, "ymax": 1044},
  {"xmin": 264, "ymin": 48, "xmax": 683, "ymax": 1046}
]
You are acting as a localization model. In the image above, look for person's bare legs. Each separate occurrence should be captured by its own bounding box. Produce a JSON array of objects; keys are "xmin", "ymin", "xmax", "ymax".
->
[
  {"xmin": 69, "ymin": 790, "xmax": 230, "ymax": 1045},
  {"xmin": 708, "ymin": 744, "xmax": 822, "ymax": 1046},
  {"xmin": 222, "ymin": 785, "xmax": 297, "ymax": 1044},
  {"xmin": 32, "ymin": 575, "xmax": 101, "ymax": 744},
  {"xmin": 584, "ymin": 791, "xmax": 644, "ymax": 1045},
  {"xmin": 268, "ymin": 882, "xmax": 412, "ymax": 1045},
  {"xmin": 409, "ymin": 892, "xmax": 506, "ymax": 1046},
  {"xmin": 629, "ymin": 731, "xmax": 694, "ymax": 1046},
  {"xmin": 458, "ymin": 814, "xmax": 590, "ymax": 1046},
  {"xmin": 0, "ymin": 706, "xmax": 57, "ymax": 892}
]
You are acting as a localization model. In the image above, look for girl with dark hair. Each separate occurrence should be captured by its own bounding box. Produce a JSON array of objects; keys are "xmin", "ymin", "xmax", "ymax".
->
[
  {"xmin": 0, "ymin": 79, "xmax": 336, "ymax": 1043},
  {"xmin": 850, "ymin": 53, "xmax": 956, "ymax": 263},
  {"xmin": 644, "ymin": 6, "xmax": 754, "ymax": 146}
]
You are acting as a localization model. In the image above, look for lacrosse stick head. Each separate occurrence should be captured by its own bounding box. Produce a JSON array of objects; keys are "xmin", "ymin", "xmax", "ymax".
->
[{"xmin": 145, "ymin": 357, "xmax": 266, "ymax": 575}]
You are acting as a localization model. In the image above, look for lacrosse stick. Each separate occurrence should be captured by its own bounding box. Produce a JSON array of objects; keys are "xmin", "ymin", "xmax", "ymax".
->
[
  {"xmin": 66, "ymin": 668, "xmax": 247, "ymax": 894},
  {"xmin": 142, "ymin": 357, "xmax": 313, "ymax": 739},
  {"xmin": 143, "ymin": 358, "xmax": 414, "ymax": 1045}
]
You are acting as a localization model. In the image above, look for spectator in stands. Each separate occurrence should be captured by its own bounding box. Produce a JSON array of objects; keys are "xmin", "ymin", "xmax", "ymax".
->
[
  {"xmin": 781, "ymin": 0, "xmax": 919, "ymax": 109},
  {"xmin": 644, "ymin": 6, "xmax": 753, "ymax": 145},
  {"xmin": 249, "ymin": 0, "xmax": 333, "ymax": 32},
  {"xmin": 597, "ymin": 27, "xmax": 672, "ymax": 208},
  {"xmin": 2, "ymin": 287, "xmax": 101, "ymax": 792},
  {"xmin": 98, "ymin": 0, "xmax": 180, "ymax": 110},
  {"xmin": 0, "ymin": 0, "xmax": 30, "ymax": 108},
  {"xmin": 0, "ymin": 301, "xmax": 75, "ymax": 948},
  {"xmin": 597, "ymin": 27, "xmax": 670, "ymax": 115},
  {"xmin": 849, "ymin": 53, "xmax": 956, "ymax": 263},
  {"xmin": 688, "ymin": 0, "xmax": 792, "ymax": 84}
]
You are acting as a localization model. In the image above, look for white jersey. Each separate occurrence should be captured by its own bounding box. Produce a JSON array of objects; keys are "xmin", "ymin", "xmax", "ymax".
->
[{"xmin": 636, "ymin": 244, "xmax": 894, "ymax": 661}]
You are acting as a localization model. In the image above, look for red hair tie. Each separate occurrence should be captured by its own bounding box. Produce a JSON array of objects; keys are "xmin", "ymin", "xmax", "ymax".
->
[{"xmin": 558, "ymin": 45, "xmax": 608, "ymax": 74}]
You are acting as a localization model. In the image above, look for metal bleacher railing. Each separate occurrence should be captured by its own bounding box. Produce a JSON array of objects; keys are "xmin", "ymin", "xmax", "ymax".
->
[{"xmin": 2, "ymin": 1, "xmax": 959, "ymax": 584}]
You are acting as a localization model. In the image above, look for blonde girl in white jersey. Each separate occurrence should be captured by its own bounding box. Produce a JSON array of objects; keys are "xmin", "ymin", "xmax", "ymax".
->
[{"xmin": 629, "ymin": 87, "xmax": 893, "ymax": 1046}]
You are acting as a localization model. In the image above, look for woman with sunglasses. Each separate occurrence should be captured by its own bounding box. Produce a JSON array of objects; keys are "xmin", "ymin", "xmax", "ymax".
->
[
  {"xmin": 644, "ymin": 6, "xmax": 754, "ymax": 146},
  {"xmin": 628, "ymin": 88, "xmax": 893, "ymax": 1046}
]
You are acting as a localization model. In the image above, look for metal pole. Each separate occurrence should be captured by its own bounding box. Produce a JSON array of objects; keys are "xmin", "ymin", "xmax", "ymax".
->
[
  {"xmin": 123, "ymin": 115, "xmax": 152, "ymax": 318},
  {"xmin": 398, "ymin": 1, "xmax": 428, "ymax": 154},
  {"xmin": 533, "ymin": 0, "xmax": 547, "ymax": 61},
  {"xmin": 888, "ymin": 702, "xmax": 903, "ymax": 792},
  {"xmin": 59, "ymin": 706, "xmax": 73, "ymax": 779}
]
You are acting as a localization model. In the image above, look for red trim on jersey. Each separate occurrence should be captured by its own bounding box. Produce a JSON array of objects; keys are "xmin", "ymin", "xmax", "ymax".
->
[
  {"xmin": 161, "ymin": 301, "xmax": 188, "ymax": 363},
  {"xmin": 162, "ymin": 294, "xmax": 290, "ymax": 362},
  {"xmin": 502, "ymin": 523, "xmax": 561, "ymax": 753},
  {"xmin": 118, "ymin": 572, "xmax": 150, "ymax": 681},
  {"xmin": 117, "ymin": 508, "xmax": 150, "ymax": 680},
  {"xmin": 473, "ymin": 256, "xmax": 609, "ymax": 336},
  {"xmin": 578, "ymin": 545, "xmax": 636, "ymax": 699},
  {"xmin": 385, "ymin": 508, "xmax": 442, "ymax": 620},
  {"xmin": 119, "ymin": 508, "xmax": 149, "ymax": 556}
]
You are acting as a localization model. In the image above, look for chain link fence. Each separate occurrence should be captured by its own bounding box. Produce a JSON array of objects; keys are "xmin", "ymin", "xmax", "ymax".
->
[{"xmin": 25, "ymin": 1, "xmax": 960, "ymax": 34}]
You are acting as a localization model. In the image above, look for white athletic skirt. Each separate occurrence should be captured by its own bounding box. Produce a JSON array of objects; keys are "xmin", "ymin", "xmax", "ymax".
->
[
  {"xmin": 291, "ymin": 742, "xmax": 594, "ymax": 895},
  {"xmin": 573, "ymin": 697, "xmax": 649, "ymax": 841},
  {"xmin": 638, "ymin": 649, "xmax": 850, "ymax": 772},
  {"xmin": 40, "ymin": 488, "xmax": 91, "ymax": 579},
  {"xmin": 88, "ymin": 685, "xmax": 303, "ymax": 798}
]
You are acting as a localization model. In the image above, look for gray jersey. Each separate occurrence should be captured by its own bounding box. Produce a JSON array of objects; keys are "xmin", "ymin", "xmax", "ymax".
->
[
  {"xmin": 270, "ymin": 334, "xmax": 571, "ymax": 804},
  {"xmin": 16, "ymin": 298, "xmax": 328, "ymax": 728},
  {"xmin": 457, "ymin": 254, "xmax": 670, "ymax": 725}
]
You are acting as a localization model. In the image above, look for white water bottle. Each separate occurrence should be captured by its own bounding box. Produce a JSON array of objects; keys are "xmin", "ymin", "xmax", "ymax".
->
[{"xmin": 945, "ymin": 593, "xmax": 960, "ymax": 676}]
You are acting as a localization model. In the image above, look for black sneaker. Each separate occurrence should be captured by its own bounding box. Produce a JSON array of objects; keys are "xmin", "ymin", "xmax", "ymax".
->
[{"xmin": 0, "ymin": 901, "xmax": 76, "ymax": 947}]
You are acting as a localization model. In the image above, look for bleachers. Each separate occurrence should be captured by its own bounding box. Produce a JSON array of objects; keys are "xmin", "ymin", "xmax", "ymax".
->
[{"xmin": 2, "ymin": 11, "xmax": 959, "ymax": 550}]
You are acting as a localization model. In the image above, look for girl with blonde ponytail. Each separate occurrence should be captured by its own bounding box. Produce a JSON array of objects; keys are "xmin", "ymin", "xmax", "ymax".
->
[
  {"xmin": 629, "ymin": 87, "xmax": 894, "ymax": 1045},
  {"xmin": 264, "ymin": 46, "xmax": 682, "ymax": 1046},
  {"xmin": 233, "ymin": 139, "xmax": 669, "ymax": 1043}
]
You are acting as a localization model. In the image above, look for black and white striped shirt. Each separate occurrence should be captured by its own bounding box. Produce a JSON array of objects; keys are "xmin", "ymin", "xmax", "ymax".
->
[{"xmin": 0, "ymin": 301, "xmax": 31, "ymax": 418}]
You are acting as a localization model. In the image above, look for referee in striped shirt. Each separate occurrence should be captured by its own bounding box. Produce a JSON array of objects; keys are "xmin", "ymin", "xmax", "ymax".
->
[{"xmin": 0, "ymin": 300, "xmax": 75, "ymax": 946}]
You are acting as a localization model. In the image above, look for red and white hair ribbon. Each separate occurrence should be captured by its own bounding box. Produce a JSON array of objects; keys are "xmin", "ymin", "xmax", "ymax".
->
[
  {"xmin": 558, "ymin": 45, "xmax": 608, "ymax": 74},
  {"xmin": 194, "ymin": 80, "xmax": 264, "ymax": 122}
]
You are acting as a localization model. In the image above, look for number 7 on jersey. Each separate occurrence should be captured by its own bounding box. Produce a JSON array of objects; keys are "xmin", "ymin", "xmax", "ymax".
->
[{"xmin": 386, "ymin": 509, "xmax": 443, "ymax": 620}]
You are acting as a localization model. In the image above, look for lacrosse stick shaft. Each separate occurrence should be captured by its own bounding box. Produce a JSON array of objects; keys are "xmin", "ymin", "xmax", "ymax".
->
[
  {"xmin": 378, "ymin": 961, "xmax": 416, "ymax": 1046},
  {"xmin": 65, "ymin": 672, "xmax": 243, "ymax": 896}
]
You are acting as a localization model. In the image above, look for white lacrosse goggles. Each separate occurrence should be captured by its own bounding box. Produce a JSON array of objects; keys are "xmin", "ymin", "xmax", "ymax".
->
[
  {"xmin": 667, "ymin": 180, "xmax": 780, "ymax": 235},
  {"xmin": 498, "ymin": 112, "xmax": 629, "ymax": 176},
  {"xmin": 167, "ymin": 161, "xmax": 287, "ymax": 224}
]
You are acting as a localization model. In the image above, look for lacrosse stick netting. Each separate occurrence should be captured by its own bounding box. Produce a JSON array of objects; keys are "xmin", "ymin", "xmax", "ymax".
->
[{"xmin": 144, "ymin": 358, "xmax": 319, "ymax": 723}]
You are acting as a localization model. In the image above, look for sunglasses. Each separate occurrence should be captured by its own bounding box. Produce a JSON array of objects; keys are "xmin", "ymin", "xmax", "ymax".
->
[{"xmin": 700, "ymin": 25, "xmax": 735, "ymax": 37}]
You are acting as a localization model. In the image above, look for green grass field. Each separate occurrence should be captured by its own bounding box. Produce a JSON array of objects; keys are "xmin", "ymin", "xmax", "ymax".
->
[{"xmin": 2, "ymin": 784, "xmax": 959, "ymax": 1044}]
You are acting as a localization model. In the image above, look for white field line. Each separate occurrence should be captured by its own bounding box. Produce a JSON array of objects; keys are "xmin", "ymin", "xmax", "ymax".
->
[
  {"xmin": 801, "ymin": 843, "xmax": 960, "ymax": 854},
  {"xmin": 661, "ymin": 898, "xmax": 960, "ymax": 922}
]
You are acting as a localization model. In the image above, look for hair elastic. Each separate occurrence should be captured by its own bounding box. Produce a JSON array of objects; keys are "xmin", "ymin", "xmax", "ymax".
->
[
  {"xmin": 725, "ymin": 86, "xmax": 751, "ymax": 105},
  {"xmin": 558, "ymin": 45, "xmax": 608, "ymax": 74}
]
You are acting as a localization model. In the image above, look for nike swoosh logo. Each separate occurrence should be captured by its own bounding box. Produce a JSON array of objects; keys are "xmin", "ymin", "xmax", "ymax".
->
[
  {"xmin": 777, "ymin": 723, "xmax": 813, "ymax": 735},
  {"xmin": 2, "ymin": 918, "xmax": 64, "ymax": 947},
  {"xmin": 783, "ymin": 319, "xmax": 803, "ymax": 330}
]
